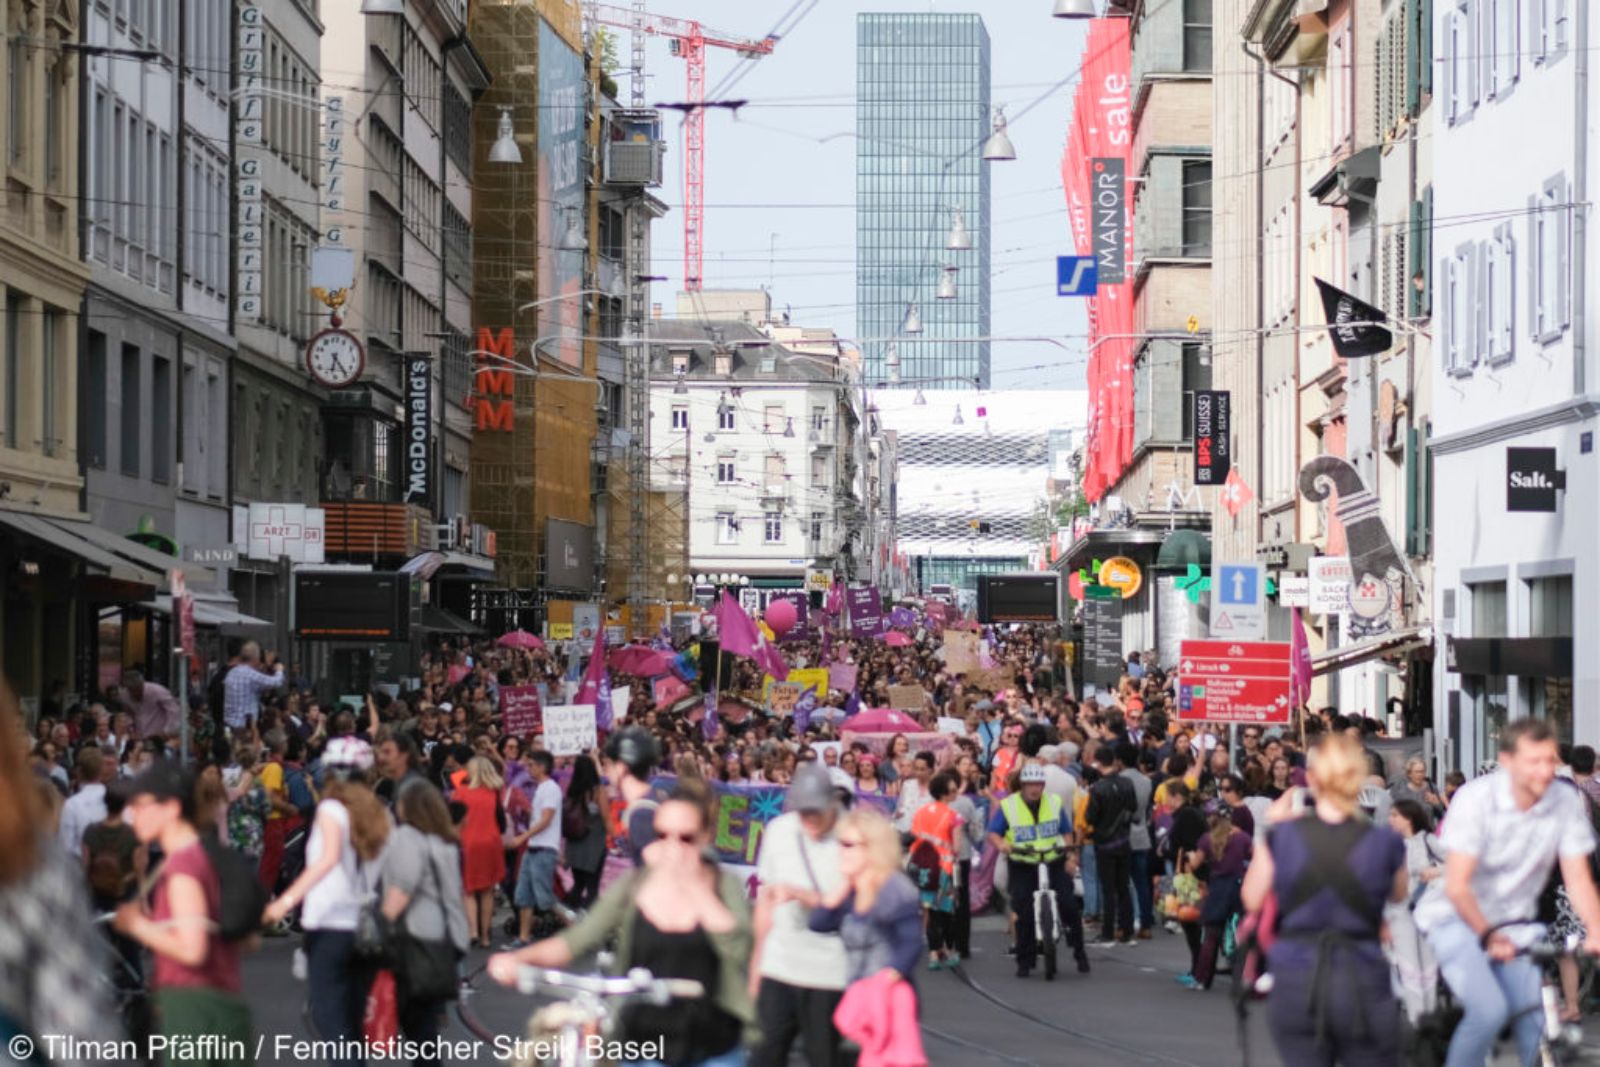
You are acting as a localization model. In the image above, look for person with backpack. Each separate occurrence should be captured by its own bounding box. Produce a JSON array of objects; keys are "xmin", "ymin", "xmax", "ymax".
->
[
  {"xmin": 603, "ymin": 727, "xmax": 664, "ymax": 865},
  {"xmin": 115, "ymin": 758, "xmax": 254, "ymax": 1065},
  {"xmin": 262, "ymin": 738, "xmax": 390, "ymax": 1067},
  {"xmin": 1239, "ymin": 733, "xmax": 1409, "ymax": 1065},
  {"xmin": 561, "ymin": 755, "xmax": 607, "ymax": 911},
  {"xmin": 1085, "ymin": 744, "xmax": 1138, "ymax": 946}
]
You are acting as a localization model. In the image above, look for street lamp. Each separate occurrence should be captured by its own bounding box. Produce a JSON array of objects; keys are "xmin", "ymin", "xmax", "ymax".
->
[
  {"xmin": 902, "ymin": 303, "xmax": 924, "ymax": 335},
  {"xmin": 946, "ymin": 210, "xmax": 972, "ymax": 251},
  {"xmin": 952, "ymin": 405, "xmax": 965, "ymax": 426},
  {"xmin": 982, "ymin": 108, "xmax": 1018, "ymax": 161},
  {"xmin": 1052, "ymin": 0, "xmax": 1100, "ymax": 17},
  {"xmin": 489, "ymin": 106, "xmax": 522, "ymax": 163},
  {"xmin": 937, "ymin": 266, "xmax": 958, "ymax": 301}
]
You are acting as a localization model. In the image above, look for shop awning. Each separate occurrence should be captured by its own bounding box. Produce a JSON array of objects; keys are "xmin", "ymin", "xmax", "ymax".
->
[
  {"xmin": 1447, "ymin": 636, "xmax": 1573, "ymax": 678},
  {"xmin": 1313, "ymin": 625, "xmax": 1433, "ymax": 676},
  {"xmin": 64, "ymin": 520, "xmax": 214, "ymax": 585},
  {"xmin": 417, "ymin": 604, "xmax": 482, "ymax": 636},
  {"xmin": 0, "ymin": 509, "xmax": 163, "ymax": 586},
  {"xmin": 147, "ymin": 593, "xmax": 274, "ymax": 631},
  {"xmin": 1054, "ymin": 528, "xmax": 1169, "ymax": 574}
]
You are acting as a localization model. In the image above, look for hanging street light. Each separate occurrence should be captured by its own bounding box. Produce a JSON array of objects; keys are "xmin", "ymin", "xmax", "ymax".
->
[
  {"xmin": 488, "ymin": 106, "xmax": 522, "ymax": 163},
  {"xmin": 914, "ymin": 389, "xmax": 927, "ymax": 406},
  {"xmin": 937, "ymin": 266, "xmax": 958, "ymax": 300},
  {"xmin": 1052, "ymin": 0, "xmax": 1100, "ymax": 17},
  {"xmin": 946, "ymin": 209, "xmax": 972, "ymax": 251},
  {"xmin": 952, "ymin": 404, "xmax": 965, "ymax": 426},
  {"xmin": 902, "ymin": 302, "xmax": 923, "ymax": 334},
  {"xmin": 982, "ymin": 107, "xmax": 1017, "ymax": 161}
]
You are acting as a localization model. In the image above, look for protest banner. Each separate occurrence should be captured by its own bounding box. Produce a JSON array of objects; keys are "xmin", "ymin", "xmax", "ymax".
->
[
  {"xmin": 649, "ymin": 776, "xmax": 893, "ymax": 869},
  {"xmin": 847, "ymin": 587, "xmax": 883, "ymax": 637},
  {"xmin": 828, "ymin": 662, "xmax": 858, "ymax": 695},
  {"xmin": 937, "ymin": 716, "xmax": 967, "ymax": 736},
  {"xmin": 500, "ymin": 685, "xmax": 543, "ymax": 738},
  {"xmin": 610, "ymin": 686, "xmax": 631, "ymax": 723},
  {"xmin": 768, "ymin": 681, "xmax": 805, "ymax": 716},
  {"xmin": 842, "ymin": 730, "xmax": 955, "ymax": 766},
  {"xmin": 543, "ymin": 704, "xmax": 597, "ymax": 756},
  {"xmin": 652, "ymin": 674, "xmax": 690, "ymax": 709},
  {"xmin": 944, "ymin": 630, "xmax": 981, "ymax": 674},
  {"xmin": 887, "ymin": 684, "xmax": 930, "ymax": 711},
  {"xmin": 969, "ymin": 666, "xmax": 1015, "ymax": 693},
  {"xmin": 788, "ymin": 667, "xmax": 828, "ymax": 697}
]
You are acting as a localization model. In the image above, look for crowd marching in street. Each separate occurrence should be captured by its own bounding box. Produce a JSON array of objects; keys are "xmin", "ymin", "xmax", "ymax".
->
[{"xmin": 5, "ymin": 588, "xmax": 1600, "ymax": 1067}]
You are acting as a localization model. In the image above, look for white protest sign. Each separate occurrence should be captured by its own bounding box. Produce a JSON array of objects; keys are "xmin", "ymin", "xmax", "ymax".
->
[
  {"xmin": 937, "ymin": 716, "xmax": 967, "ymax": 736},
  {"xmin": 611, "ymin": 686, "xmax": 631, "ymax": 723},
  {"xmin": 543, "ymin": 704, "xmax": 597, "ymax": 756}
]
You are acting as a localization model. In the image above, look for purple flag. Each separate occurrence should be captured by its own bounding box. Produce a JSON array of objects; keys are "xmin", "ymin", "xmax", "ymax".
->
[
  {"xmin": 715, "ymin": 591, "xmax": 789, "ymax": 681},
  {"xmin": 847, "ymin": 587, "xmax": 884, "ymax": 638},
  {"xmin": 577, "ymin": 624, "xmax": 613, "ymax": 730},
  {"xmin": 1290, "ymin": 608, "xmax": 1313, "ymax": 709}
]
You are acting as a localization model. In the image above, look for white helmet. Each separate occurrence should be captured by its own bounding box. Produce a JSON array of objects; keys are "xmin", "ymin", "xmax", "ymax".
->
[
  {"xmin": 323, "ymin": 736, "xmax": 374, "ymax": 777},
  {"xmin": 1019, "ymin": 762, "xmax": 1048, "ymax": 784}
]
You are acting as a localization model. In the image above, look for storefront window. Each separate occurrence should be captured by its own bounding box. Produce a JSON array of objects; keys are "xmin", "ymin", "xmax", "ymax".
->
[
  {"xmin": 1527, "ymin": 574, "xmax": 1573, "ymax": 744},
  {"xmin": 1470, "ymin": 675, "xmax": 1510, "ymax": 767}
]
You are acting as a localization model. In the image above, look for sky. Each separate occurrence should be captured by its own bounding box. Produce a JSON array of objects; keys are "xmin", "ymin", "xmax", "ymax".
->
[{"xmin": 626, "ymin": 1, "xmax": 1092, "ymax": 388}]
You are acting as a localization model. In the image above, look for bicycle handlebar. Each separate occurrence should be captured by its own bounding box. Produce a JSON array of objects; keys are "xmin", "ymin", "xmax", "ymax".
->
[
  {"xmin": 514, "ymin": 966, "xmax": 705, "ymax": 1007},
  {"xmin": 1484, "ymin": 920, "xmax": 1595, "ymax": 963}
]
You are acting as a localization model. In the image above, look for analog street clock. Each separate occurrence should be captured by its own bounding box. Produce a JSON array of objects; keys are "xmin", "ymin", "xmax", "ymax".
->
[{"xmin": 305, "ymin": 328, "xmax": 366, "ymax": 389}]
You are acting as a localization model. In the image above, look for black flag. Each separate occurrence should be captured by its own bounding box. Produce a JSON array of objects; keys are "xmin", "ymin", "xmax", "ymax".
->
[{"xmin": 1315, "ymin": 277, "xmax": 1393, "ymax": 359}]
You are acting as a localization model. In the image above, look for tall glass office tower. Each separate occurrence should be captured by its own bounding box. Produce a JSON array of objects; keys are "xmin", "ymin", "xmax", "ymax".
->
[{"xmin": 856, "ymin": 13, "xmax": 991, "ymax": 390}]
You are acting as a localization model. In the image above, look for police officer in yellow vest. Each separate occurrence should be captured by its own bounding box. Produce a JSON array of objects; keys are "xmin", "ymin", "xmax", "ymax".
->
[{"xmin": 986, "ymin": 761, "xmax": 1089, "ymax": 978}]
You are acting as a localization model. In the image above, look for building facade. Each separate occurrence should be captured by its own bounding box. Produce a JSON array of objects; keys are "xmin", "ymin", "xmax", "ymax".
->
[
  {"xmin": 1431, "ymin": 0, "xmax": 1591, "ymax": 766},
  {"xmin": 0, "ymin": 0, "xmax": 95, "ymax": 697},
  {"xmin": 855, "ymin": 12, "xmax": 991, "ymax": 390},
  {"xmin": 648, "ymin": 320, "xmax": 861, "ymax": 596}
]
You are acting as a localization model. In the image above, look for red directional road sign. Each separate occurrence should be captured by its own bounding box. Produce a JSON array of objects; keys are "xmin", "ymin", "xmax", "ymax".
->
[{"xmin": 1176, "ymin": 639, "xmax": 1292, "ymax": 724}]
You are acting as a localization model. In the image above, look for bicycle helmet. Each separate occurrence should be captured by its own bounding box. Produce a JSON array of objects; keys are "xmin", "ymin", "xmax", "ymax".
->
[
  {"xmin": 603, "ymin": 727, "xmax": 660, "ymax": 780},
  {"xmin": 1019, "ymin": 762, "xmax": 1048, "ymax": 785},
  {"xmin": 322, "ymin": 736, "xmax": 374, "ymax": 778}
]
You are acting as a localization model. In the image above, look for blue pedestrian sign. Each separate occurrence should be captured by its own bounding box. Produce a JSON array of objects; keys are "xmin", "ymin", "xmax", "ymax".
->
[
  {"xmin": 1210, "ymin": 561, "xmax": 1266, "ymax": 640},
  {"xmin": 1057, "ymin": 256, "xmax": 1098, "ymax": 297}
]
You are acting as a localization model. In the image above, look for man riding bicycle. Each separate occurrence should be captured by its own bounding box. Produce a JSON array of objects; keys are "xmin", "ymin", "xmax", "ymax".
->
[
  {"xmin": 986, "ymin": 761, "xmax": 1089, "ymax": 979},
  {"xmin": 1414, "ymin": 719, "xmax": 1600, "ymax": 1066}
]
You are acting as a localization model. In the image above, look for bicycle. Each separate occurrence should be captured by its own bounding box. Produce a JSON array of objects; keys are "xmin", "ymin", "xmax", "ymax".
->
[
  {"xmin": 1033, "ymin": 877, "xmax": 1063, "ymax": 980},
  {"xmin": 458, "ymin": 963, "xmax": 704, "ymax": 1067},
  {"xmin": 93, "ymin": 912, "xmax": 152, "ymax": 1062}
]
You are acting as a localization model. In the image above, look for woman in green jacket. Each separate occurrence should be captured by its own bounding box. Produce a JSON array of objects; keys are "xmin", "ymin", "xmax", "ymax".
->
[{"xmin": 489, "ymin": 783, "xmax": 755, "ymax": 1066}]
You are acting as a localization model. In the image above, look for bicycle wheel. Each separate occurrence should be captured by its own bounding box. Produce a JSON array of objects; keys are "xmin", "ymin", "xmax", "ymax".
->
[{"xmin": 1038, "ymin": 889, "xmax": 1057, "ymax": 981}]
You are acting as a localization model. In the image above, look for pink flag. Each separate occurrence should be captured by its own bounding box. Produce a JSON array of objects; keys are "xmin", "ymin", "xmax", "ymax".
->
[
  {"xmin": 1290, "ymin": 607, "xmax": 1313, "ymax": 709},
  {"xmin": 715, "ymin": 591, "xmax": 789, "ymax": 681}
]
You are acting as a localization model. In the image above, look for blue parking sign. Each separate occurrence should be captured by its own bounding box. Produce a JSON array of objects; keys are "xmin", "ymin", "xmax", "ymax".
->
[{"xmin": 1057, "ymin": 256, "xmax": 1098, "ymax": 297}]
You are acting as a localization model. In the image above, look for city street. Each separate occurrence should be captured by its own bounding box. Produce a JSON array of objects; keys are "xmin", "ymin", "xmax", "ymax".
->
[{"xmin": 242, "ymin": 915, "xmax": 1281, "ymax": 1066}]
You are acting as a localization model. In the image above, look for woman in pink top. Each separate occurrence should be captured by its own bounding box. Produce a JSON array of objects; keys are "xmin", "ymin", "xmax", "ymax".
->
[{"xmin": 116, "ymin": 759, "xmax": 252, "ymax": 1062}]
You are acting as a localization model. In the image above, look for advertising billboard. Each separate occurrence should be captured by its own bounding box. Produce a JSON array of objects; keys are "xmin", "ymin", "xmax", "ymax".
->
[
  {"xmin": 545, "ymin": 518, "xmax": 595, "ymax": 593},
  {"xmin": 538, "ymin": 19, "xmax": 587, "ymax": 367}
]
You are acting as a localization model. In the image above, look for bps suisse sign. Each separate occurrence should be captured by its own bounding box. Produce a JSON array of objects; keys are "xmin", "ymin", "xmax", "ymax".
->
[{"xmin": 1176, "ymin": 639, "xmax": 1291, "ymax": 725}]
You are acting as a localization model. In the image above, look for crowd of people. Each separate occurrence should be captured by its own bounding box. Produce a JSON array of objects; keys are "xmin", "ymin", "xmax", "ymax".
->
[{"xmin": 4, "ymin": 602, "xmax": 1600, "ymax": 1067}]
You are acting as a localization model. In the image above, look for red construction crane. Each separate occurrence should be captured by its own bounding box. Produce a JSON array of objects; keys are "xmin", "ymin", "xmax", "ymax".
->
[{"xmin": 589, "ymin": 4, "xmax": 777, "ymax": 292}]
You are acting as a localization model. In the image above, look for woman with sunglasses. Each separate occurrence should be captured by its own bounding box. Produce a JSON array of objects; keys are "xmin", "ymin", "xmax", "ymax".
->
[{"xmin": 488, "ymin": 784, "xmax": 754, "ymax": 1067}]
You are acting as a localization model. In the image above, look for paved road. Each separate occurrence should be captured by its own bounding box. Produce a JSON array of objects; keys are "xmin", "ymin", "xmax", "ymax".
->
[{"xmin": 240, "ymin": 914, "xmax": 1285, "ymax": 1066}]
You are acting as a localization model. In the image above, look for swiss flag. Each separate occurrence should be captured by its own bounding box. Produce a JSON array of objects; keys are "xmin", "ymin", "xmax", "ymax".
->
[{"xmin": 1222, "ymin": 468, "xmax": 1255, "ymax": 517}]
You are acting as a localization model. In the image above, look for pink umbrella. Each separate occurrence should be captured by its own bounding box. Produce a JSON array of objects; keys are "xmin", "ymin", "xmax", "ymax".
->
[
  {"xmin": 883, "ymin": 630, "xmax": 913, "ymax": 648},
  {"xmin": 843, "ymin": 706, "xmax": 922, "ymax": 733},
  {"xmin": 609, "ymin": 645, "xmax": 675, "ymax": 677},
  {"xmin": 496, "ymin": 629, "xmax": 546, "ymax": 651}
]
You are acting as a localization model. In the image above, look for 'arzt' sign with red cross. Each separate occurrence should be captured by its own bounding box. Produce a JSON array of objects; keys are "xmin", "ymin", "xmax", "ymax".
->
[{"xmin": 1176, "ymin": 639, "xmax": 1291, "ymax": 724}]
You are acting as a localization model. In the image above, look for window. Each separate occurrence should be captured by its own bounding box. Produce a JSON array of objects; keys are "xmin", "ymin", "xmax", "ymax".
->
[
  {"xmin": 811, "ymin": 453, "xmax": 827, "ymax": 486},
  {"xmin": 86, "ymin": 331, "xmax": 107, "ymax": 467},
  {"xmin": 1485, "ymin": 224, "xmax": 1514, "ymax": 363},
  {"xmin": 810, "ymin": 511, "xmax": 824, "ymax": 545},
  {"xmin": 120, "ymin": 344, "xmax": 141, "ymax": 477},
  {"xmin": 763, "ymin": 403, "xmax": 784, "ymax": 432},
  {"xmin": 718, "ymin": 404, "xmax": 736, "ymax": 431},
  {"xmin": 1534, "ymin": 0, "xmax": 1568, "ymax": 64},
  {"xmin": 764, "ymin": 453, "xmax": 786, "ymax": 489},
  {"xmin": 1404, "ymin": 421, "xmax": 1432, "ymax": 556},
  {"xmin": 1446, "ymin": 2, "xmax": 1476, "ymax": 125},
  {"xmin": 41, "ymin": 310, "xmax": 59, "ymax": 457},
  {"xmin": 1489, "ymin": 0, "xmax": 1519, "ymax": 96},
  {"xmin": 2, "ymin": 291, "xmax": 18, "ymax": 449},
  {"xmin": 811, "ymin": 405, "xmax": 826, "ymax": 432},
  {"xmin": 1331, "ymin": 19, "xmax": 1353, "ymax": 147},
  {"xmin": 7, "ymin": 30, "xmax": 25, "ymax": 167},
  {"xmin": 764, "ymin": 511, "xmax": 784, "ymax": 544},
  {"xmin": 671, "ymin": 405, "xmax": 689, "ymax": 430},
  {"xmin": 206, "ymin": 367, "xmax": 226, "ymax": 495},
  {"xmin": 1180, "ymin": 342, "xmax": 1211, "ymax": 441},
  {"xmin": 1182, "ymin": 0, "xmax": 1212, "ymax": 72},
  {"xmin": 716, "ymin": 512, "xmax": 739, "ymax": 545},
  {"xmin": 717, "ymin": 457, "xmax": 736, "ymax": 484},
  {"xmin": 443, "ymin": 202, "xmax": 471, "ymax": 290},
  {"xmin": 1409, "ymin": 187, "xmax": 1434, "ymax": 320},
  {"xmin": 1528, "ymin": 575, "xmax": 1573, "ymax": 635},
  {"xmin": 1470, "ymin": 580, "xmax": 1507, "ymax": 637},
  {"xmin": 1182, "ymin": 160, "xmax": 1211, "ymax": 256},
  {"xmin": 1532, "ymin": 177, "xmax": 1571, "ymax": 342},
  {"xmin": 151, "ymin": 356, "xmax": 171, "ymax": 483},
  {"xmin": 1444, "ymin": 245, "xmax": 1474, "ymax": 374}
]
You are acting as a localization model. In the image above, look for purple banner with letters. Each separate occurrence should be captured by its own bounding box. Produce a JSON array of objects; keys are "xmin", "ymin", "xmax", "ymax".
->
[
  {"xmin": 847, "ymin": 587, "xmax": 884, "ymax": 638},
  {"xmin": 776, "ymin": 592, "xmax": 811, "ymax": 643}
]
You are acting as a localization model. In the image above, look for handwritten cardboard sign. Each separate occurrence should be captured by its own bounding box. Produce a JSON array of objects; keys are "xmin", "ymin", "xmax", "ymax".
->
[
  {"xmin": 887, "ymin": 684, "xmax": 930, "ymax": 711},
  {"xmin": 944, "ymin": 630, "xmax": 981, "ymax": 674},
  {"xmin": 543, "ymin": 704, "xmax": 597, "ymax": 756},
  {"xmin": 499, "ymin": 685, "xmax": 544, "ymax": 739},
  {"xmin": 828, "ymin": 662, "xmax": 859, "ymax": 694},
  {"xmin": 768, "ymin": 681, "xmax": 806, "ymax": 716},
  {"xmin": 968, "ymin": 666, "xmax": 1015, "ymax": 693}
]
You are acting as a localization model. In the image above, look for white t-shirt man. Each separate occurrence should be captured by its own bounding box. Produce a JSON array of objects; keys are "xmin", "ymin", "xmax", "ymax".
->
[
  {"xmin": 528, "ymin": 777, "xmax": 563, "ymax": 851},
  {"xmin": 756, "ymin": 812, "xmax": 848, "ymax": 990},
  {"xmin": 58, "ymin": 782, "xmax": 107, "ymax": 857}
]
